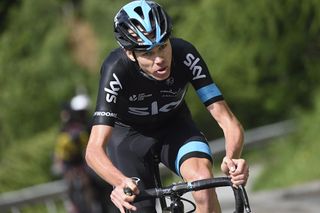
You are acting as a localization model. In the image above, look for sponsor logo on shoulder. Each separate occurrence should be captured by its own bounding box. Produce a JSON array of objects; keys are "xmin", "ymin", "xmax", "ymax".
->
[
  {"xmin": 183, "ymin": 53, "xmax": 206, "ymax": 80},
  {"xmin": 104, "ymin": 73, "xmax": 122, "ymax": 103},
  {"xmin": 94, "ymin": 111, "xmax": 117, "ymax": 118}
]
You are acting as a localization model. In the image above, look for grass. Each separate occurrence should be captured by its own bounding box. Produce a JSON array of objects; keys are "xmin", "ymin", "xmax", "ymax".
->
[
  {"xmin": 0, "ymin": 127, "xmax": 58, "ymax": 193},
  {"xmin": 248, "ymin": 99, "xmax": 320, "ymax": 191},
  {"xmin": 250, "ymin": 132, "xmax": 320, "ymax": 191}
]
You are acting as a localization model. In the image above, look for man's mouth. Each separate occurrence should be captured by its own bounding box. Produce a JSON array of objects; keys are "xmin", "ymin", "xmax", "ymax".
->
[{"xmin": 156, "ymin": 66, "xmax": 167, "ymax": 73}]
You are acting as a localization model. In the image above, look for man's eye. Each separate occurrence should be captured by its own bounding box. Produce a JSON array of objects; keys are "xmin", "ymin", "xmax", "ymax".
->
[
  {"xmin": 143, "ymin": 51, "xmax": 153, "ymax": 56},
  {"xmin": 159, "ymin": 44, "xmax": 167, "ymax": 50}
]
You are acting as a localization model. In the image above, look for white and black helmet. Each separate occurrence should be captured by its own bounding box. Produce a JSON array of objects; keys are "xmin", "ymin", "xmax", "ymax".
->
[{"xmin": 114, "ymin": 0, "xmax": 172, "ymax": 51}]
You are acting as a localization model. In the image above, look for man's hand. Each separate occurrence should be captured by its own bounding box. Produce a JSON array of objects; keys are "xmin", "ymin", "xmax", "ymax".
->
[
  {"xmin": 110, "ymin": 177, "xmax": 140, "ymax": 213},
  {"xmin": 221, "ymin": 157, "xmax": 249, "ymax": 187}
]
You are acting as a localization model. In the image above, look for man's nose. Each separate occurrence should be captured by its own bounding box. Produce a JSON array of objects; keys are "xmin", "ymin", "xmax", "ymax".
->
[
  {"xmin": 154, "ymin": 55, "xmax": 164, "ymax": 64},
  {"xmin": 154, "ymin": 49, "xmax": 165, "ymax": 63}
]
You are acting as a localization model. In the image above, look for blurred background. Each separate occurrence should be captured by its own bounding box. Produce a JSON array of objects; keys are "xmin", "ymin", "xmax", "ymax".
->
[{"xmin": 0, "ymin": 0, "xmax": 320, "ymax": 212}]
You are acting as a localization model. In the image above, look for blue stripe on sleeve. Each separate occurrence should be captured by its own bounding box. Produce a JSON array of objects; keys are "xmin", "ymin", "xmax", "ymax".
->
[
  {"xmin": 196, "ymin": 83, "xmax": 222, "ymax": 103},
  {"xmin": 175, "ymin": 141, "xmax": 212, "ymax": 176}
]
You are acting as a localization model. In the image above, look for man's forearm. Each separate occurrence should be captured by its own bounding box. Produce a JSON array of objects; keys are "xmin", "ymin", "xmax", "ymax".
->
[
  {"xmin": 224, "ymin": 122, "xmax": 244, "ymax": 159},
  {"xmin": 86, "ymin": 145, "xmax": 126, "ymax": 186}
]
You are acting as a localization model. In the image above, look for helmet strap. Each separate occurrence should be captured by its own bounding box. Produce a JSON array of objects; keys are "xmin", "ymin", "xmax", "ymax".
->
[{"xmin": 132, "ymin": 51, "xmax": 139, "ymax": 64}]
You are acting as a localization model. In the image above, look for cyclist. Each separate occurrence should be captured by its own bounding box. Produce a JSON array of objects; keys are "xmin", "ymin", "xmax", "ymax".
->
[
  {"xmin": 52, "ymin": 93, "xmax": 92, "ymax": 180},
  {"xmin": 85, "ymin": 1, "xmax": 249, "ymax": 213},
  {"xmin": 52, "ymin": 93, "xmax": 113, "ymax": 213}
]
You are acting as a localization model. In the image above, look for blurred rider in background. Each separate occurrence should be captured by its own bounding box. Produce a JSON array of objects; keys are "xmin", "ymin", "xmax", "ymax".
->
[{"xmin": 52, "ymin": 92, "xmax": 113, "ymax": 213}]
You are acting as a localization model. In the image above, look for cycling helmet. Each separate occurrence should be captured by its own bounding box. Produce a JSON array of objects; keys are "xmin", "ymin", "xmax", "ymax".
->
[
  {"xmin": 70, "ymin": 94, "xmax": 90, "ymax": 111},
  {"xmin": 114, "ymin": 0, "xmax": 172, "ymax": 51}
]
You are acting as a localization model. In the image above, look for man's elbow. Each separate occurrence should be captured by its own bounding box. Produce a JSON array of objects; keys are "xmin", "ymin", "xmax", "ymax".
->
[{"xmin": 85, "ymin": 144, "xmax": 95, "ymax": 168}]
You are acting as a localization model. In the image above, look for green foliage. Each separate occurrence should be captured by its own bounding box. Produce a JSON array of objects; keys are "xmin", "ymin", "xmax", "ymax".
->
[
  {"xmin": 1, "ymin": 0, "xmax": 320, "ymax": 193},
  {"xmin": 174, "ymin": 0, "xmax": 320, "ymax": 129},
  {"xmin": 81, "ymin": 0, "xmax": 122, "ymax": 53},
  {"xmin": 0, "ymin": 0, "xmax": 96, "ymax": 151},
  {"xmin": 252, "ymin": 92, "xmax": 320, "ymax": 190},
  {"xmin": 0, "ymin": 127, "xmax": 57, "ymax": 193}
]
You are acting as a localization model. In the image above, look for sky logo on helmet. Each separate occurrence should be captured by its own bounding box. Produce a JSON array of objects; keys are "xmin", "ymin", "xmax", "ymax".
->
[
  {"xmin": 104, "ymin": 73, "xmax": 123, "ymax": 103},
  {"xmin": 184, "ymin": 53, "xmax": 206, "ymax": 80}
]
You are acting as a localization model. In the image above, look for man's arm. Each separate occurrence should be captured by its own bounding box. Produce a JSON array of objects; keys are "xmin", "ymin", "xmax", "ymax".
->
[
  {"xmin": 85, "ymin": 125, "xmax": 139, "ymax": 212},
  {"xmin": 207, "ymin": 100, "xmax": 244, "ymax": 159},
  {"xmin": 207, "ymin": 100, "xmax": 249, "ymax": 185},
  {"xmin": 85, "ymin": 125, "xmax": 127, "ymax": 186}
]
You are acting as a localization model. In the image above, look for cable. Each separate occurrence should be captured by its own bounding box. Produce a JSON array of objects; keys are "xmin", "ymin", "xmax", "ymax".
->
[{"xmin": 179, "ymin": 197, "xmax": 196, "ymax": 213}]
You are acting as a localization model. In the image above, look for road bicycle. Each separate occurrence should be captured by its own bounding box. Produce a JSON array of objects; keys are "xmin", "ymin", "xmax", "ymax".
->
[{"xmin": 124, "ymin": 152, "xmax": 252, "ymax": 213}]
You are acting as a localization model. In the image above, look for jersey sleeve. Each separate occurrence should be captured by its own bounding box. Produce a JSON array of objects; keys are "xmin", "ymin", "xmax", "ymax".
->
[
  {"xmin": 92, "ymin": 50, "xmax": 125, "ymax": 126},
  {"xmin": 181, "ymin": 40, "xmax": 224, "ymax": 106}
]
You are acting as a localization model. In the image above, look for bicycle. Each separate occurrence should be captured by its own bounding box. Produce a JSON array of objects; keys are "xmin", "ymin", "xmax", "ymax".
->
[{"xmin": 124, "ymin": 152, "xmax": 252, "ymax": 213}]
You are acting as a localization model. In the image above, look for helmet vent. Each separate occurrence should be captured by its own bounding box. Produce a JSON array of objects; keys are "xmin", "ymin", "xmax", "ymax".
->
[{"xmin": 134, "ymin": 7, "xmax": 144, "ymax": 19}]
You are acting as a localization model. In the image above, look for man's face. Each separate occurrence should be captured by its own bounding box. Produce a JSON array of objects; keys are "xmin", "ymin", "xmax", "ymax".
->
[{"xmin": 127, "ymin": 40, "xmax": 172, "ymax": 81}]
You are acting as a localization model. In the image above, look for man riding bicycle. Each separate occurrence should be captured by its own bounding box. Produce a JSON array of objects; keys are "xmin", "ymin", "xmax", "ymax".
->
[
  {"xmin": 53, "ymin": 94, "xmax": 113, "ymax": 213},
  {"xmin": 85, "ymin": 1, "xmax": 249, "ymax": 212}
]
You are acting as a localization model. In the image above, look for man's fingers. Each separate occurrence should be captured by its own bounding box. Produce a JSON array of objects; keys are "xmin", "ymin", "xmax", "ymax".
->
[
  {"xmin": 111, "ymin": 196, "xmax": 137, "ymax": 212},
  {"xmin": 111, "ymin": 186, "xmax": 137, "ymax": 212},
  {"xmin": 222, "ymin": 157, "xmax": 249, "ymax": 187},
  {"xmin": 223, "ymin": 157, "xmax": 236, "ymax": 173},
  {"xmin": 230, "ymin": 164, "xmax": 249, "ymax": 186},
  {"xmin": 231, "ymin": 172, "xmax": 249, "ymax": 181},
  {"xmin": 122, "ymin": 201, "xmax": 137, "ymax": 211},
  {"xmin": 110, "ymin": 194, "xmax": 125, "ymax": 213},
  {"xmin": 233, "ymin": 159, "xmax": 248, "ymax": 174}
]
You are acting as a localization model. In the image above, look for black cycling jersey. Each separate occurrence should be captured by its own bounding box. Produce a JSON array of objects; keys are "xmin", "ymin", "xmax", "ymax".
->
[
  {"xmin": 91, "ymin": 38, "xmax": 225, "ymax": 212},
  {"xmin": 92, "ymin": 37, "xmax": 224, "ymax": 129}
]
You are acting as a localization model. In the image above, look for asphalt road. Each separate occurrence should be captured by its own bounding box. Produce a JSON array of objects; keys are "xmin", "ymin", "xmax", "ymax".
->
[{"xmin": 157, "ymin": 165, "xmax": 320, "ymax": 212}]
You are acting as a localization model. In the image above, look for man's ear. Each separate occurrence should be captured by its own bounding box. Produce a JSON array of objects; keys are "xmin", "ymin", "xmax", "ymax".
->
[{"xmin": 125, "ymin": 50, "xmax": 135, "ymax": 62}]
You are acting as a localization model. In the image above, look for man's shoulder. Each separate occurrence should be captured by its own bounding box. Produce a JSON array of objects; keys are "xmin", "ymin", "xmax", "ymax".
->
[
  {"xmin": 101, "ymin": 48, "xmax": 128, "ymax": 67},
  {"xmin": 100, "ymin": 47, "xmax": 133, "ymax": 77},
  {"xmin": 171, "ymin": 37, "xmax": 195, "ymax": 49},
  {"xmin": 170, "ymin": 37, "xmax": 197, "ymax": 57}
]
